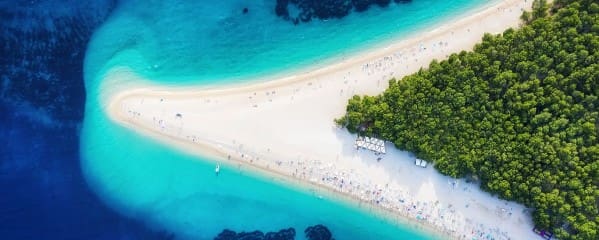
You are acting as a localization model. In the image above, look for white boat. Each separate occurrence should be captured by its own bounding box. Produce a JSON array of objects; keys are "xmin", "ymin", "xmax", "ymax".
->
[{"xmin": 215, "ymin": 164, "xmax": 220, "ymax": 175}]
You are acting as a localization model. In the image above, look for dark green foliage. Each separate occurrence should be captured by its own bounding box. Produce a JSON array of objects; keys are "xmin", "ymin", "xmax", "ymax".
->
[
  {"xmin": 533, "ymin": 0, "xmax": 549, "ymax": 19},
  {"xmin": 337, "ymin": 1, "xmax": 598, "ymax": 239}
]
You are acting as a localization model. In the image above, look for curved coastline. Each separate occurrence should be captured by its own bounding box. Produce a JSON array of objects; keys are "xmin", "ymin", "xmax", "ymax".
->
[
  {"xmin": 104, "ymin": 89, "xmax": 445, "ymax": 239},
  {"xmin": 97, "ymin": 0, "xmax": 537, "ymax": 239},
  {"xmin": 100, "ymin": 0, "xmax": 506, "ymax": 92},
  {"xmin": 91, "ymin": 0, "xmax": 491, "ymax": 86},
  {"xmin": 186, "ymin": 0, "xmax": 504, "ymax": 89}
]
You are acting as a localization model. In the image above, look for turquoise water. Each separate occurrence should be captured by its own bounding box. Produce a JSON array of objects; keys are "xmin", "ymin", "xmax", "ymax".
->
[{"xmin": 82, "ymin": 0, "xmax": 488, "ymax": 239}]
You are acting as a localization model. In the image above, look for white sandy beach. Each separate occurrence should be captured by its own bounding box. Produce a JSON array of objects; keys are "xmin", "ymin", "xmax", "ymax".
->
[{"xmin": 102, "ymin": 0, "xmax": 539, "ymax": 239}]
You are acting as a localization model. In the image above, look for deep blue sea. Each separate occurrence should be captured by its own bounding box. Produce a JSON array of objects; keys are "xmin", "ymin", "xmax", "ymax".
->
[
  {"xmin": 2, "ymin": 0, "xmax": 488, "ymax": 239},
  {"xmin": 1, "ymin": 1, "xmax": 175, "ymax": 239}
]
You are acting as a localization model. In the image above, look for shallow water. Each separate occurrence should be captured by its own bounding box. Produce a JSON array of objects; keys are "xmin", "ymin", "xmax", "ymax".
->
[
  {"xmin": 86, "ymin": 0, "xmax": 488, "ymax": 84},
  {"xmin": 82, "ymin": 0, "xmax": 488, "ymax": 239}
]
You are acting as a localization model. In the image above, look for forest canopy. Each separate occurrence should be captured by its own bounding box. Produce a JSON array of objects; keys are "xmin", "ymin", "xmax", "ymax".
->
[{"xmin": 336, "ymin": 0, "xmax": 598, "ymax": 239}]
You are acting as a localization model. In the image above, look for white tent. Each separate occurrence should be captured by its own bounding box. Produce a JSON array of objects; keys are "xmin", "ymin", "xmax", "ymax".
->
[
  {"xmin": 415, "ymin": 159, "xmax": 428, "ymax": 168},
  {"xmin": 355, "ymin": 136, "xmax": 386, "ymax": 155}
]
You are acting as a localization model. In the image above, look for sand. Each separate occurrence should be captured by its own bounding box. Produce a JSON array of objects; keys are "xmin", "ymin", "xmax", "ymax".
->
[{"xmin": 102, "ymin": 0, "xmax": 539, "ymax": 239}]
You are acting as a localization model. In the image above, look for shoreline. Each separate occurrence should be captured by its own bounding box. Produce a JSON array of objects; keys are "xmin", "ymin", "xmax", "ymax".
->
[
  {"xmin": 101, "ymin": 0, "xmax": 511, "ymax": 95},
  {"xmin": 113, "ymin": 113, "xmax": 447, "ymax": 239},
  {"xmin": 141, "ymin": 0, "xmax": 500, "ymax": 90},
  {"xmin": 102, "ymin": 0, "xmax": 536, "ymax": 239}
]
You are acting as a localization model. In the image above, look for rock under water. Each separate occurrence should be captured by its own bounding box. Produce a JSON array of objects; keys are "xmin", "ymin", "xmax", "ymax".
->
[
  {"xmin": 274, "ymin": 0, "xmax": 412, "ymax": 24},
  {"xmin": 214, "ymin": 228, "xmax": 296, "ymax": 240},
  {"xmin": 214, "ymin": 225, "xmax": 335, "ymax": 240},
  {"xmin": 305, "ymin": 224, "xmax": 334, "ymax": 240}
]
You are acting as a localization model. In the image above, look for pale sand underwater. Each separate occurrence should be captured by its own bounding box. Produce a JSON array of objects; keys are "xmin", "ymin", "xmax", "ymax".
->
[{"xmin": 103, "ymin": 0, "xmax": 538, "ymax": 239}]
